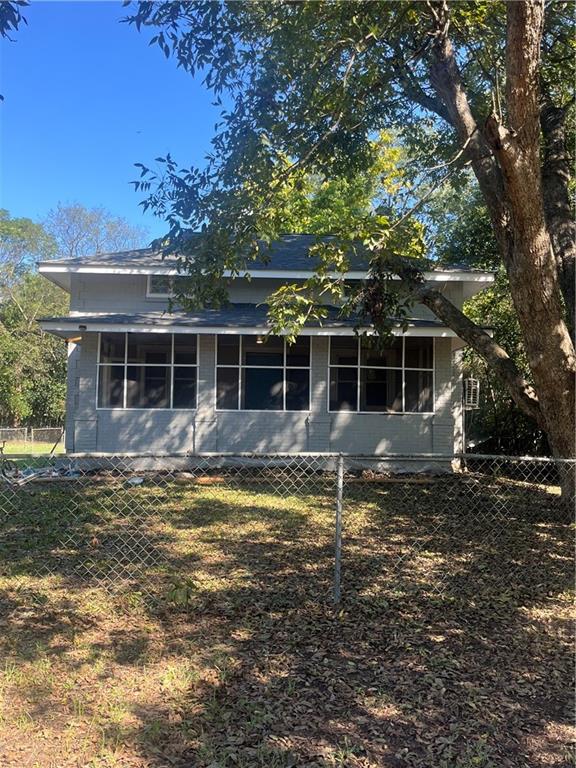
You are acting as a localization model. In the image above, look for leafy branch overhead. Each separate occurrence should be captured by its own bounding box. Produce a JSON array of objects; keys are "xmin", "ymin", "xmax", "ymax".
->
[
  {"xmin": 126, "ymin": 1, "xmax": 575, "ymax": 458},
  {"xmin": 0, "ymin": 1, "xmax": 28, "ymax": 100}
]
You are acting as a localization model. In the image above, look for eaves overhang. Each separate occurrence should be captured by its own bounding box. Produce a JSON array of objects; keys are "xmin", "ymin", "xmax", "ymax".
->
[{"xmin": 38, "ymin": 307, "xmax": 468, "ymax": 340}]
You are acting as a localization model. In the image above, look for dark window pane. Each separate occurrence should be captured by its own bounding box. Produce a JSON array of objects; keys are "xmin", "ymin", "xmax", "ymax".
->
[
  {"xmin": 286, "ymin": 337, "xmax": 310, "ymax": 366},
  {"xmin": 405, "ymin": 370, "xmax": 433, "ymax": 412},
  {"xmin": 360, "ymin": 369, "xmax": 402, "ymax": 412},
  {"xmin": 360, "ymin": 337, "xmax": 402, "ymax": 367},
  {"xmin": 242, "ymin": 368, "xmax": 283, "ymax": 410},
  {"xmin": 405, "ymin": 337, "xmax": 433, "ymax": 368},
  {"xmin": 217, "ymin": 336, "xmax": 240, "ymax": 365},
  {"xmin": 100, "ymin": 333, "xmax": 125, "ymax": 363},
  {"xmin": 126, "ymin": 366, "xmax": 170, "ymax": 408},
  {"xmin": 174, "ymin": 335, "xmax": 197, "ymax": 364},
  {"xmin": 242, "ymin": 335, "xmax": 283, "ymax": 366},
  {"xmin": 329, "ymin": 367, "xmax": 358, "ymax": 411},
  {"xmin": 173, "ymin": 367, "xmax": 197, "ymax": 408},
  {"xmin": 173, "ymin": 275, "xmax": 188, "ymax": 292},
  {"xmin": 149, "ymin": 275, "xmax": 172, "ymax": 295},
  {"xmin": 330, "ymin": 337, "xmax": 358, "ymax": 366},
  {"xmin": 127, "ymin": 333, "xmax": 171, "ymax": 364},
  {"xmin": 286, "ymin": 369, "xmax": 310, "ymax": 410},
  {"xmin": 217, "ymin": 367, "xmax": 239, "ymax": 409},
  {"xmin": 330, "ymin": 336, "xmax": 358, "ymax": 365},
  {"xmin": 98, "ymin": 365, "xmax": 124, "ymax": 407}
]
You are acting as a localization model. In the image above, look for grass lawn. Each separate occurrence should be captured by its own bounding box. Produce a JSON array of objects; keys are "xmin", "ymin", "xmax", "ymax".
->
[
  {"xmin": 2, "ymin": 440, "xmax": 65, "ymax": 455},
  {"xmin": 0, "ymin": 473, "xmax": 572, "ymax": 767}
]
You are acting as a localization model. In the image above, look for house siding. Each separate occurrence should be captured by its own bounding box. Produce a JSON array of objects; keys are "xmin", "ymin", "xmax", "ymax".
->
[
  {"xmin": 68, "ymin": 273, "xmax": 462, "ymax": 323},
  {"xmin": 67, "ymin": 331, "xmax": 459, "ymax": 456}
]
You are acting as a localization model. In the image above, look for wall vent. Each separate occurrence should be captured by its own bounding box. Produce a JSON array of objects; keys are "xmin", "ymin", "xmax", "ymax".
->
[{"xmin": 463, "ymin": 378, "xmax": 480, "ymax": 409}]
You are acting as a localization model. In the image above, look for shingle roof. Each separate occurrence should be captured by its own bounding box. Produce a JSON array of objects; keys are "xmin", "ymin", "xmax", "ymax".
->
[
  {"xmin": 40, "ymin": 234, "xmax": 486, "ymax": 273},
  {"xmin": 40, "ymin": 304, "xmax": 447, "ymax": 330}
]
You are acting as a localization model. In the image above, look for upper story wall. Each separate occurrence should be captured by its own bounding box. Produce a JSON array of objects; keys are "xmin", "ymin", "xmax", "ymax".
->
[{"xmin": 69, "ymin": 273, "xmax": 464, "ymax": 321}]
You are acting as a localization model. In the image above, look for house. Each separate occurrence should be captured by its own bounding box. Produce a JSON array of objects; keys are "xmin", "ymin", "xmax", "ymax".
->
[{"xmin": 38, "ymin": 235, "xmax": 494, "ymax": 456}]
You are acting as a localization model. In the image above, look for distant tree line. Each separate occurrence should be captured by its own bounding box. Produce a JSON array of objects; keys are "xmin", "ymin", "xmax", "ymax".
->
[{"xmin": 0, "ymin": 205, "xmax": 147, "ymax": 427}]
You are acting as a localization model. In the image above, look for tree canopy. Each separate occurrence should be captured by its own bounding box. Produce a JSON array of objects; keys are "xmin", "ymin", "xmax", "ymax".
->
[
  {"xmin": 0, "ymin": 213, "xmax": 66, "ymax": 426},
  {"xmin": 0, "ymin": 209, "xmax": 56, "ymax": 293},
  {"xmin": 0, "ymin": 272, "xmax": 68, "ymax": 427},
  {"xmin": 0, "ymin": 206, "xmax": 149, "ymax": 426},
  {"xmin": 44, "ymin": 202, "xmax": 149, "ymax": 258},
  {"xmin": 127, "ymin": 0, "xmax": 575, "ymax": 458}
]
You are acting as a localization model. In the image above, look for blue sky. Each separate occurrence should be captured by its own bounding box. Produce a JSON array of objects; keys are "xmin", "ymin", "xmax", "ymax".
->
[{"xmin": 0, "ymin": 1, "xmax": 220, "ymax": 241}]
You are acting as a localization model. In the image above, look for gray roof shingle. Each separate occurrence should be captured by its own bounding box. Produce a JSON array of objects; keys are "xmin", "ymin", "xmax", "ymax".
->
[
  {"xmin": 40, "ymin": 304, "xmax": 447, "ymax": 330},
  {"xmin": 40, "ymin": 234, "xmax": 485, "ymax": 273}
]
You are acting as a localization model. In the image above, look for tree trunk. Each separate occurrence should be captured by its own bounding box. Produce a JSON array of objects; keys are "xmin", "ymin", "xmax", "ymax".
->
[
  {"xmin": 426, "ymin": 0, "xmax": 576, "ymax": 460},
  {"xmin": 540, "ymin": 103, "xmax": 576, "ymax": 337},
  {"xmin": 482, "ymin": 0, "xmax": 576, "ymax": 460}
]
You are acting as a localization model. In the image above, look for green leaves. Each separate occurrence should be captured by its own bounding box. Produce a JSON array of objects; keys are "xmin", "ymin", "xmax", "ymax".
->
[
  {"xmin": 0, "ymin": 269, "xmax": 68, "ymax": 427},
  {"xmin": 0, "ymin": 212, "xmax": 69, "ymax": 426},
  {"xmin": 0, "ymin": 1, "xmax": 28, "ymax": 41},
  {"xmin": 125, "ymin": 0, "xmax": 573, "ymax": 453},
  {"xmin": 0, "ymin": 210, "xmax": 57, "ymax": 293}
]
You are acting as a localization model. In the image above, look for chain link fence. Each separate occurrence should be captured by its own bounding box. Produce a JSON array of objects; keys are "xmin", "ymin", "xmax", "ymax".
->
[
  {"xmin": 0, "ymin": 451, "xmax": 572, "ymax": 603},
  {"xmin": 29, "ymin": 427, "xmax": 65, "ymax": 444},
  {"xmin": 0, "ymin": 426, "xmax": 64, "ymax": 445},
  {"xmin": 0, "ymin": 427, "xmax": 28, "ymax": 442},
  {"xmin": 342, "ymin": 454, "xmax": 573, "ymax": 603}
]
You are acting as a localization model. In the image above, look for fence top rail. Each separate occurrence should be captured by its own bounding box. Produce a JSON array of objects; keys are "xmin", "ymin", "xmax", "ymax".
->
[
  {"xmin": 459, "ymin": 452, "xmax": 575, "ymax": 464},
  {"xmin": 2, "ymin": 450, "xmax": 573, "ymax": 465}
]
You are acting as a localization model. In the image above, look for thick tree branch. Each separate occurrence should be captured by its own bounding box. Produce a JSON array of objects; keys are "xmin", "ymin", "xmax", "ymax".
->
[
  {"xmin": 400, "ymin": 277, "xmax": 544, "ymax": 427},
  {"xmin": 426, "ymin": 2, "xmax": 512, "ymax": 263},
  {"xmin": 389, "ymin": 50, "xmax": 453, "ymax": 126}
]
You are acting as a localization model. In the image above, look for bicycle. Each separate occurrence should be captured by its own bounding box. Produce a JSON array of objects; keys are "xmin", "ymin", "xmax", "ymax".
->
[
  {"xmin": 0, "ymin": 432, "xmax": 79, "ymax": 487},
  {"xmin": 0, "ymin": 440, "xmax": 19, "ymax": 482}
]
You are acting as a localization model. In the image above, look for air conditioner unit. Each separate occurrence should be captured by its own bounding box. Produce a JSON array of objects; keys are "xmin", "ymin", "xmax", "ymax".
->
[{"xmin": 463, "ymin": 378, "xmax": 480, "ymax": 409}]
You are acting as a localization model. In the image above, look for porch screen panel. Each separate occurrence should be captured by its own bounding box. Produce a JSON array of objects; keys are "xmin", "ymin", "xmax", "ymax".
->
[
  {"xmin": 242, "ymin": 368, "xmax": 283, "ymax": 410},
  {"xmin": 405, "ymin": 370, "xmax": 433, "ymax": 413},
  {"xmin": 97, "ymin": 332, "xmax": 197, "ymax": 409},
  {"xmin": 328, "ymin": 336, "xmax": 434, "ymax": 413},
  {"xmin": 97, "ymin": 365, "xmax": 124, "ymax": 408},
  {"xmin": 127, "ymin": 334, "xmax": 171, "ymax": 364},
  {"xmin": 359, "ymin": 368, "xmax": 403, "ymax": 412},
  {"xmin": 126, "ymin": 365, "xmax": 170, "ymax": 408},
  {"xmin": 173, "ymin": 367, "xmax": 197, "ymax": 408},
  {"xmin": 172, "ymin": 336, "xmax": 198, "ymax": 407},
  {"xmin": 216, "ymin": 335, "xmax": 310, "ymax": 411},
  {"xmin": 100, "ymin": 333, "xmax": 125, "ymax": 363}
]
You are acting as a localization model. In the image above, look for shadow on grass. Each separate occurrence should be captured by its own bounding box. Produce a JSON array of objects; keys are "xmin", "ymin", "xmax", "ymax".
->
[
  {"xmin": 0, "ymin": 472, "xmax": 573, "ymax": 766},
  {"xmin": 0, "ymin": 474, "xmax": 336, "ymax": 592}
]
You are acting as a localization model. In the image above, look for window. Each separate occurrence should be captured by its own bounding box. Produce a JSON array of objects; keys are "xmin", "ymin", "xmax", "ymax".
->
[
  {"xmin": 146, "ymin": 275, "xmax": 187, "ymax": 298},
  {"xmin": 97, "ymin": 332, "xmax": 197, "ymax": 409},
  {"xmin": 328, "ymin": 336, "xmax": 434, "ymax": 413},
  {"xmin": 216, "ymin": 335, "xmax": 310, "ymax": 411}
]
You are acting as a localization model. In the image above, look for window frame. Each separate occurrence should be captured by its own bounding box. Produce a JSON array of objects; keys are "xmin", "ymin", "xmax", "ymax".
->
[
  {"xmin": 146, "ymin": 274, "xmax": 188, "ymax": 299},
  {"xmin": 96, "ymin": 332, "xmax": 198, "ymax": 411},
  {"xmin": 215, "ymin": 335, "xmax": 312, "ymax": 412},
  {"xmin": 146, "ymin": 274, "xmax": 174, "ymax": 299},
  {"xmin": 327, "ymin": 336, "xmax": 435, "ymax": 414}
]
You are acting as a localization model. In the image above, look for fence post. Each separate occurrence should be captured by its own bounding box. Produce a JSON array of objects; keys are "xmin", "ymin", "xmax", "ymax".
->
[{"xmin": 334, "ymin": 453, "xmax": 344, "ymax": 605}]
